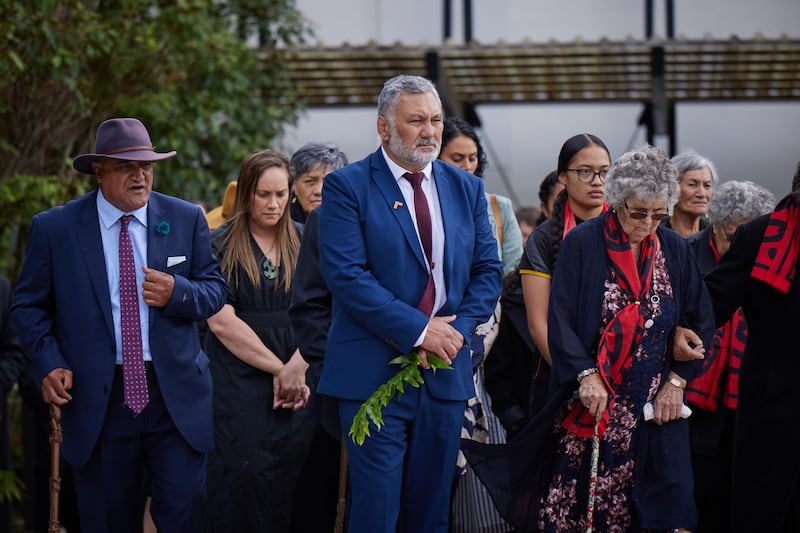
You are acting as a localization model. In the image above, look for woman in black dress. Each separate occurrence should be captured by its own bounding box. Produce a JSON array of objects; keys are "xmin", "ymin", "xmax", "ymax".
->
[{"xmin": 205, "ymin": 149, "xmax": 314, "ymax": 532}]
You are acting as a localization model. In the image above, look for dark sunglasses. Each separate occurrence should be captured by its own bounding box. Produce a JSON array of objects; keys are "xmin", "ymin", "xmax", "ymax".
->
[{"xmin": 624, "ymin": 202, "xmax": 669, "ymax": 221}]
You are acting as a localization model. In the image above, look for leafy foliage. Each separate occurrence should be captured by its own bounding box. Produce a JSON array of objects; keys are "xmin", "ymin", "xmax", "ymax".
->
[
  {"xmin": 349, "ymin": 353, "xmax": 453, "ymax": 446},
  {"xmin": 0, "ymin": 0, "xmax": 310, "ymax": 202},
  {"xmin": 0, "ymin": 0, "xmax": 310, "ymax": 276},
  {"xmin": 0, "ymin": 173, "xmax": 92, "ymax": 282},
  {"xmin": 0, "ymin": 469, "xmax": 23, "ymax": 503}
]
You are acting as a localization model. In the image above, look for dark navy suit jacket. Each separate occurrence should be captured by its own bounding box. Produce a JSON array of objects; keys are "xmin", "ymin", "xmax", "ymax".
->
[
  {"xmin": 317, "ymin": 148, "xmax": 503, "ymax": 402},
  {"xmin": 11, "ymin": 190, "xmax": 226, "ymax": 467}
]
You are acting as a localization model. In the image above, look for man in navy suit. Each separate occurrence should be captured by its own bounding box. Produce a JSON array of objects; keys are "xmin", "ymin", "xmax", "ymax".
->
[
  {"xmin": 11, "ymin": 117, "xmax": 226, "ymax": 532},
  {"xmin": 317, "ymin": 75, "xmax": 503, "ymax": 532}
]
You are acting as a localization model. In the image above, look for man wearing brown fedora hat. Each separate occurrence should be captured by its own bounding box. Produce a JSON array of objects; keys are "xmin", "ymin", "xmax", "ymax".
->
[{"xmin": 12, "ymin": 117, "xmax": 226, "ymax": 532}]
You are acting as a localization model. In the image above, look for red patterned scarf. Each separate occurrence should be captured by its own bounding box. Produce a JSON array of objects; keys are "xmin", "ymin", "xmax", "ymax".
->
[
  {"xmin": 562, "ymin": 211, "xmax": 657, "ymax": 438},
  {"xmin": 751, "ymin": 194, "xmax": 800, "ymax": 294},
  {"xmin": 562, "ymin": 200, "xmax": 609, "ymax": 239},
  {"xmin": 685, "ymin": 234, "xmax": 745, "ymax": 411}
]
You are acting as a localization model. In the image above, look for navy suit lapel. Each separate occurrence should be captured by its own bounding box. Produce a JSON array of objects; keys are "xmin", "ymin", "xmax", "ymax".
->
[
  {"xmin": 370, "ymin": 150, "xmax": 428, "ymax": 270},
  {"xmin": 432, "ymin": 161, "xmax": 457, "ymax": 282},
  {"xmin": 146, "ymin": 194, "xmax": 168, "ymax": 326},
  {"xmin": 75, "ymin": 192, "xmax": 114, "ymax": 339}
]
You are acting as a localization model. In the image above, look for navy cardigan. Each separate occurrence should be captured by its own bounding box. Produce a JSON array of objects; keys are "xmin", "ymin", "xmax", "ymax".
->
[{"xmin": 547, "ymin": 213, "xmax": 716, "ymax": 530}]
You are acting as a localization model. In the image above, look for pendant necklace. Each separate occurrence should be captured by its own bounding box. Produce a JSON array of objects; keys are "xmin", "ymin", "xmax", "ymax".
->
[
  {"xmin": 262, "ymin": 256, "xmax": 277, "ymax": 280},
  {"xmin": 259, "ymin": 239, "xmax": 278, "ymax": 280},
  {"xmin": 644, "ymin": 267, "xmax": 659, "ymax": 329}
]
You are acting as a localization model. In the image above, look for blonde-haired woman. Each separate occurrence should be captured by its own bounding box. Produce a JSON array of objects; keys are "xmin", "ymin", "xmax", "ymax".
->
[{"xmin": 204, "ymin": 149, "xmax": 314, "ymax": 532}]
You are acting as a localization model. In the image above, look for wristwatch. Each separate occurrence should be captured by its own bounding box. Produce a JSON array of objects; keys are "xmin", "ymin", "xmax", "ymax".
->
[{"xmin": 667, "ymin": 376, "xmax": 686, "ymax": 389}]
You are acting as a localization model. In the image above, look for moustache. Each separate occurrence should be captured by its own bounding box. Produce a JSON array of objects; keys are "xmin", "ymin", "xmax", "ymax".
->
[{"xmin": 416, "ymin": 139, "xmax": 439, "ymax": 148}]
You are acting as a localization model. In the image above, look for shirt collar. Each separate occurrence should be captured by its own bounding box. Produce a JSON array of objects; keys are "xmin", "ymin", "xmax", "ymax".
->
[
  {"xmin": 96, "ymin": 190, "xmax": 148, "ymax": 230},
  {"xmin": 380, "ymin": 146, "xmax": 433, "ymax": 184}
]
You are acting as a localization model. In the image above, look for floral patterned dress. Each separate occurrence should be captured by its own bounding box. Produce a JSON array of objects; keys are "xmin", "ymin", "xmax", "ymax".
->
[{"xmin": 539, "ymin": 251, "xmax": 676, "ymax": 532}]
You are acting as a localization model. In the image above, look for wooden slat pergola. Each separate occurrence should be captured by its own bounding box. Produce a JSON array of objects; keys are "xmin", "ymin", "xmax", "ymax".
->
[{"xmin": 283, "ymin": 37, "xmax": 800, "ymax": 108}]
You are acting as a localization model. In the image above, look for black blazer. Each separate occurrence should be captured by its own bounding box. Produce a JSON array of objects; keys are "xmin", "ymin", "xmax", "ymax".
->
[
  {"xmin": 705, "ymin": 213, "xmax": 800, "ymax": 532},
  {"xmin": 288, "ymin": 207, "xmax": 330, "ymax": 386}
]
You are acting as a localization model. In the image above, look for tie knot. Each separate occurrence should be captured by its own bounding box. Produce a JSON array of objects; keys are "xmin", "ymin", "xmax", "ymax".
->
[
  {"xmin": 403, "ymin": 171, "xmax": 425, "ymax": 188},
  {"xmin": 120, "ymin": 214, "xmax": 134, "ymax": 230}
]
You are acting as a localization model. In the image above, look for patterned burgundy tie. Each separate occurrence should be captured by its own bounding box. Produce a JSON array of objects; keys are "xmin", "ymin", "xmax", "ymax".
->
[
  {"xmin": 403, "ymin": 172, "xmax": 435, "ymax": 316},
  {"xmin": 119, "ymin": 215, "xmax": 149, "ymax": 414}
]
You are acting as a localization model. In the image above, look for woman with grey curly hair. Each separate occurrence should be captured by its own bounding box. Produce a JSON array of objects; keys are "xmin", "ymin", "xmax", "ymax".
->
[
  {"xmin": 684, "ymin": 180, "xmax": 775, "ymax": 532},
  {"xmin": 463, "ymin": 144, "xmax": 716, "ymax": 532},
  {"xmin": 289, "ymin": 142, "xmax": 348, "ymax": 223},
  {"xmin": 703, "ymin": 180, "xmax": 777, "ymax": 256},
  {"xmin": 664, "ymin": 150, "xmax": 719, "ymax": 238}
]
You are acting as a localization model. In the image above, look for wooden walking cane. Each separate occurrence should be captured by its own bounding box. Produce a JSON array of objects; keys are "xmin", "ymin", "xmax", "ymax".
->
[
  {"xmin": 333, "ymin": 435, "xmax": 348, "ymax": 533},
  {"xmin": 48, "ymin": 403, "xmax": 62, "ymax": 533}
]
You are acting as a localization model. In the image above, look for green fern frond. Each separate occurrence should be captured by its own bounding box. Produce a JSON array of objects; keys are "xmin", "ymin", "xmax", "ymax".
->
[{"xmin": 348, "ymin": 353, "xmax": 453, "ymax": 445}]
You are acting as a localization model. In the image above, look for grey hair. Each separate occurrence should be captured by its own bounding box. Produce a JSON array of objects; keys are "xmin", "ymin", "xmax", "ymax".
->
[
  {"xmin": 707, "ymin": 180, "xmax": 776, "ymax": 227},
  {"xmin": 671, "ymin": 150, "xmax": 719, "ymax": 186},
  {"xmin": 377, "ymin": 75, "xmax": 441, "ymax": 118},
  {"xmin": 290, "ymin": 142, "xmax": 348, "ymax": 177},
  {"xmin": 605, "ymin": 144, "xmax": 679, "ymax": 209}
]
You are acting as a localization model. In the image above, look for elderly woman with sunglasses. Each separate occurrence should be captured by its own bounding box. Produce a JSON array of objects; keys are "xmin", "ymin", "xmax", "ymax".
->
[
  {"xmin": 535, "ymin": 144, "xmax": 716, "ymax": 532},
  {"xmin": 464, "ymin": 144, "xmax": 716, "ymax": 533}
]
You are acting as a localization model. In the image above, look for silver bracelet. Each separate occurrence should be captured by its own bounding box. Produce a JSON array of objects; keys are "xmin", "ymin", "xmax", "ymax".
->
[{"xmin": 577, "ymin": 367, "xmax": 599, "ymax": 383}]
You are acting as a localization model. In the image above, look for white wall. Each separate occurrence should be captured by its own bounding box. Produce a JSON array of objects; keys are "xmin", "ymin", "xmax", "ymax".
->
[{"xmin": 282, "ymin": 0, "xmax": 800, "ymax": 206}]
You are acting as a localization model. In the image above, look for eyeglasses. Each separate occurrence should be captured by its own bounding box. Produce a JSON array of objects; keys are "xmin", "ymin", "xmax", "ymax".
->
[
  {"xmin": 567, "ymin": 168, "xmax": 608, "ymax": 183},
  {"xmin": 623, "ymin": 202, "xmax": 669, "ymax": 221}
]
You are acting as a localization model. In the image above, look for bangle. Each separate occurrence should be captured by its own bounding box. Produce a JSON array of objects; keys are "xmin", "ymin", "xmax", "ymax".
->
[
  {"xmin": 577, "ymin": 368, "xmax": 599, "ymax": 383},
  {"xmin": 668, "ymin": 376, "xmax": 686, "ymax": 389}
]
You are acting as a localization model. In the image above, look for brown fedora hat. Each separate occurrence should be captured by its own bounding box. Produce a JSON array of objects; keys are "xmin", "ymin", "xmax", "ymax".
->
[{"xmin": 73, "ymin": 117, "xmax": 176, "ymax": 174}]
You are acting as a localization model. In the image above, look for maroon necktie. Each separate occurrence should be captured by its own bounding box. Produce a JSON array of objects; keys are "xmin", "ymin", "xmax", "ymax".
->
[
  {"xmin": 403, "ymin": 172, "xmax": 435, "ymax": 316},
  {"xmin": 119, "ymin": 215, "xmax": 149, "ymax": 414}
]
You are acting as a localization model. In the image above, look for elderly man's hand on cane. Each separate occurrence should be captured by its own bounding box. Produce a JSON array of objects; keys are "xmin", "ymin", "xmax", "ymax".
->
[{"xmin": 41, "ymin": 368, "xmax": 73, "ymax": 405}]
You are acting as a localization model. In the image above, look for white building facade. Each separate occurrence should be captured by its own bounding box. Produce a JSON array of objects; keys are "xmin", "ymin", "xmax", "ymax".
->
[{"xmin": 280, "ymin": 0, "xmax": 800, "ymax": 205}]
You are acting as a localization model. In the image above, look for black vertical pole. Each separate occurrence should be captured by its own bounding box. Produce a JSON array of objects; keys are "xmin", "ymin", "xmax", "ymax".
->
[
  {"xmin": 666, "ymin": 0, "xmax": 676, "ymax": 154},
  {"xmin": 443, "ymin": 0, "xmax": 452, "ymax": 41},
  {"xmin": 666, "ymin": 0, "xmax": 675, "ymax": 38},
  {"xmin": 463, "ymin": 0, "xmax": 473, "ymax": 43},
  {"xmin": 643, "ymin": 0, "xmax": 655, "ymax": 144}
]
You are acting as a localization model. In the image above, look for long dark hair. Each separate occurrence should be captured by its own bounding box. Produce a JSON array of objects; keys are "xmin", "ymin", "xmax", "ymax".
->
[
  {"xmin": 548, "ymin": 133, "xmax": 610, "ymax": 264},
  {"xmin": 441, "ymin": 116, "xmax": 488, "ymax": 177}
]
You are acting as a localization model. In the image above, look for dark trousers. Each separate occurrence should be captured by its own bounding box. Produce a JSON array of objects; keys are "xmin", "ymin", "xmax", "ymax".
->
[
  {"xmin": 290, "ymin": 420, "xmax": 342, "ymax": 532},
  {"xmin": 338, "ymin": 385, "xmax": 464, "ymax": 533},
  {"xmin": 690, "ymin": 408, "xmax": 734, "ymax": 533},
  {"xmin": 71, "ymin": 366, "xmax": 205, "ymax": 533}
]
